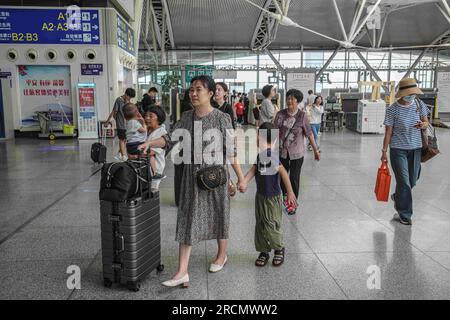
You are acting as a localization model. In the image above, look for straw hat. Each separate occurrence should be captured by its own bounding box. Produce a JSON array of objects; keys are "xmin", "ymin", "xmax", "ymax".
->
[{"xmin": 396, "ymin": 78, "xmax": 423, "ymax": 99}]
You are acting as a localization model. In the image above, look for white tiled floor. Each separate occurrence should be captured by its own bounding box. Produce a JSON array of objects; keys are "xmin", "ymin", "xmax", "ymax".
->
[{"xmin": 1, "ymin": 127, "xmax": 450, "ymax": 300}]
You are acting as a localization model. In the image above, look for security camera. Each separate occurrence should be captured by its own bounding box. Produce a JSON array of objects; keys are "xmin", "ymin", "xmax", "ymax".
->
[
  {"xmin": 46, "ymin": 49, "xmax": 57, "ymax": 61},
  {"xmin": 27, "ymin": 49, "xmax": 38, "ymax": 61},
  {"xmin": 85, "ymin": 49, "xmax": 96, "ymax": 60},
  {"xmin": 65, "ymin": 49, "xmax": 76, "ymax": 61},
  {"xmin": 7, "ymin": 48, "xmax": 18, "ymax": 61}
]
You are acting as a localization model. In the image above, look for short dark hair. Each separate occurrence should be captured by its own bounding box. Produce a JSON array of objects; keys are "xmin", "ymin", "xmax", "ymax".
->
[
  {"xmin": 262, "ymin": 85, "xmax": 274, "ymax": 98},
  {"xmin": 258, "ymin": 122, "xmax": 276, "ymax": 145},
  {"xmin": 125, "ymin": 88, "xmax": 136, "ymax": 98},
  {"xmin": 145, "ymin": 105, "xmax": 166, "ymax": 125},
  {"xmin": 148, "ymin": 87, "xmax": 158, "ymax": 93},
  {"xmin": 308, "ymin": 90, "xmax": 313, "ymax": 94},
  {"xmin": 286, "ymin": 89, "xmax": 303, "ymax": 104},
  {"xmin": 216, "ymin": 82, "xmax": 228, "ymax": 92},
  {"xmin": 123, "ymin": 103, "xmax": 138, "ymax": 120},
  {"xmin": 190, "ymin": 75, "xmax": 216, "ymax": 93}
]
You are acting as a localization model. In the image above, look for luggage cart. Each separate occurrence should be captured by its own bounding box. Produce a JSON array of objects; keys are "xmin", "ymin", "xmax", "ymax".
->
[{"xmin": 36, "ymin": 101, "xmax": 76, "ymax": 140}]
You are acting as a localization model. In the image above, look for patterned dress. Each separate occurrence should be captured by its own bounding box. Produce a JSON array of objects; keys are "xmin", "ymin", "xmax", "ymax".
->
[{"xmin": 169, "ymin": 108, "xmax": 233, "ymax": 245}]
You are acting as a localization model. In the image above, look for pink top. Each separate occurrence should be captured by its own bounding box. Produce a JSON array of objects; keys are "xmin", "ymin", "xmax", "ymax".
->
[{"xmin": 274, "ymin": 108, "xmax": 312, "ymax": 160}]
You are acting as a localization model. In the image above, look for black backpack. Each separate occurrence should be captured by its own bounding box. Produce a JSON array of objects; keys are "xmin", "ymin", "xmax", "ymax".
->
[{"xmin": 99, "ymin": 160, "xmax": 150, "ymax": 202}]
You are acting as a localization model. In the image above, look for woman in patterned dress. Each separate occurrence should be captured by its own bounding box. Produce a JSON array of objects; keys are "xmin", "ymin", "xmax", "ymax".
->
[{"xmin": 139, "ymin": 75, "xmax": 245, "ymax": 288}]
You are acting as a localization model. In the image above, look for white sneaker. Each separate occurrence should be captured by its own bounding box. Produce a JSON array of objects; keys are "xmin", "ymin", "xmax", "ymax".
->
[
  {"xmin": 162, "ymin": 274, "xmax": 189, "ymax": 288},
  {"xmin": 209, "ymin": 256, "xmax": 228, "ymax": 273},
  {"xmin": 113, "ymin": 153, "xmax": 122, "ymax": 161},
  {"xmin": 121, "ymin": 154, "xmax": 128, "ymax": 161}
]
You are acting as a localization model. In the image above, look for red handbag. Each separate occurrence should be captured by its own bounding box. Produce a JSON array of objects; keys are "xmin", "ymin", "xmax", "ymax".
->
[{"xmin": 375, "ymin": 161, "xmax": 391, "ymax": 202}]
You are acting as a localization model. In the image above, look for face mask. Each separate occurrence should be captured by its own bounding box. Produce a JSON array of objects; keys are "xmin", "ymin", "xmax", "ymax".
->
[{"xmin": 402, "ymin": 95, "xmax": 415, "ymax": 103}]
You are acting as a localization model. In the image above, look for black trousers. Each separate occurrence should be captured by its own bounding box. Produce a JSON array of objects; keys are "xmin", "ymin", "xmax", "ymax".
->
[{"xmin": 280, "ymin": 155, "xmax": 304, "ymax": 199}]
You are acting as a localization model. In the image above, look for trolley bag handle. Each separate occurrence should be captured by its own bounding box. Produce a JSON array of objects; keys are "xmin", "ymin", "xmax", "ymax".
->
[
  {"xmin": 137, "ymin": 150, "xmax": 152, "ymax": 200},
  {"xmin": 100, "ymin": 122, "xmax": 111, "ymax": 145}
]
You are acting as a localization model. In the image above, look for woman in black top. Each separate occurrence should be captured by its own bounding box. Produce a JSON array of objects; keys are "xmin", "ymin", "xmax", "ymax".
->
[
  {"xmin": 180, "ymin": 89, "xmax": 193, "ymax": 114},
  {"xmin": 214, "ymin": 82, "xmax": 236, "ymax": 129}
]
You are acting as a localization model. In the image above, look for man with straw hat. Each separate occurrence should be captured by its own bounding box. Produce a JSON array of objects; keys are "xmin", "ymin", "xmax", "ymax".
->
[{"xmin": 380, "ymin": 78, "xmax": 430, "ymax": 225}]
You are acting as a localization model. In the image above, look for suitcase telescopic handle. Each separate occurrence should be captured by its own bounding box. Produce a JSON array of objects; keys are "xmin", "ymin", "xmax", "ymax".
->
[{"xmin": 137, "ymin": 150, "xmax": 152, "ymax": 200}]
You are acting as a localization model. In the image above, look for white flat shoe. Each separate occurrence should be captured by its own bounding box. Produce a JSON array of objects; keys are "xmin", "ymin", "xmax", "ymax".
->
[
  {"xmin": 209, "ymin": 256, "xmax": 228, "ymax": 273},
  {"xmin": 162, "ymin": 274, "xmax": 189, "ymax": 288}
]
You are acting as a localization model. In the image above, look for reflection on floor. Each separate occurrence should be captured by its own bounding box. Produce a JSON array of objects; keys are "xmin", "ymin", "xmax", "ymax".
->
[{"xmin": 1, "ymin": 128, "xmax": 450, "ymax": 300}]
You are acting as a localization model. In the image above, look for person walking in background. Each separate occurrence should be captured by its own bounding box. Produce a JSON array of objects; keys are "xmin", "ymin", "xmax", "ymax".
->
[
  {"xmin": 274, "ymin": 89, "xmax": 320, "ymax": 215},
  {"xmin": 306, "ymin": 89, "xmax": 316, "ymax": 107},
  {"xmin": 243, "ymin": 93, "xmax": 250, "ymax": 125},
  {"xmin": 381, "ymin": 78, "xmax": 429, "ymax": 226},
  {"xmin": 214, "ymin": 82, "xmax": 236, "ymax": 129},
  {"xmin": 235, "ymin": 99, "xmax": 245, "ymax": 126},
  {"xmin": 142, "ymin": 87, "xmax": 160, "ymax": 110},
  {"xmin": 233, "ymin": 93, "xmax": 242, "ymax": 123},
  {"xmin": 307, "ymin": 96, "xmax": 324, "ymax": 152},
  {"xmin": 105, "ymin": 88, "xmax": 136, "ymax": 161},
  {"xmin": 260, "ymin": 85, "xmax": 277, "ymax": 123}
]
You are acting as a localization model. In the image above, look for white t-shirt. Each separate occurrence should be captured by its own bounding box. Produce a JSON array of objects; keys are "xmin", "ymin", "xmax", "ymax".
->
[
  {"xmin": 307, "ymin": 104, "xmax": 324, "ymax": 124},
  {"xmin": 307, "ymin": 94, "xmax": 317, "ymax": 106},
  {"xmin": 126, "ymin": 119, "xmax": 147, "ymax": 143},
  {"xmin": 147, "ymin": 126, "xmax": 168, "ymax": 175}
]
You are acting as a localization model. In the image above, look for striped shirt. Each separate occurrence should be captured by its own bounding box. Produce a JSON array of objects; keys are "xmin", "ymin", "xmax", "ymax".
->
[{"xmin": 384, "ymin": 99, "xmax": 429, "ymax": 150}]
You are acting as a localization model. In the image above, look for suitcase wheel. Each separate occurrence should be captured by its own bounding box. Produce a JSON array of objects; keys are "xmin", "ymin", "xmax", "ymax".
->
[
  {"xmin": 127, "ymin": 281, "xmax": 141, "ymax": 292},
  {"xmin": 103, "ymin": 278, "xmax": 113, "ymax": 288},
  {"xmin": 157, "ymin": 264, "xmax": 164, "ymax": 272}
]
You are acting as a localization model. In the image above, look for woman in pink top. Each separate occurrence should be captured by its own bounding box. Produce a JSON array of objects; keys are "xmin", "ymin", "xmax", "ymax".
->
[{"xmin": 273, "ymin": 89, "xmax": 320, "ymax": 215}]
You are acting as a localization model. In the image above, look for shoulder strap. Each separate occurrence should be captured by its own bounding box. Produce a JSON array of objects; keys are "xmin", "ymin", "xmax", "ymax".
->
[
  {"xmin": 191, "ymin": 111, "xmax": 195, "ymax": 165},
  {"xmin": 415, "ymin": 98, "xmax": 425, "ymax": 117},
  {"xmin": 281, "ymin": 110, "xmax": 301, "ymax": 148}
]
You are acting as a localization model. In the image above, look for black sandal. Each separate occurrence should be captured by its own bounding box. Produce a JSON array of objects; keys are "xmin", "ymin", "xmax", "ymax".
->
[
  {"xmin": 255, "ymin": 252, "xmax": 270, "ymax": 267},
  {"xmin": 272, "ymin": 248, "xmax": 285, "ymax": 267}
]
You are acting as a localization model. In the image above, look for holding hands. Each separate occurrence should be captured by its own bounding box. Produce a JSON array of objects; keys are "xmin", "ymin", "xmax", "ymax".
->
[{"xmin": 237, "ymin": 179, "xmax": 248, "ymax": 194}]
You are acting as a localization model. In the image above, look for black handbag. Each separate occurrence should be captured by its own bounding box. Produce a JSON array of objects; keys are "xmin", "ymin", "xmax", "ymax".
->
[
  {"xmin": 99, "ymin": 159, "xmax": 150, "ymax": 201},
  {"xmin": 196, "ymin": 165, "xmax": 227, "ymax": 190},
  {"xmin": 191, "ymin": 111, "xmax": 227, "ymax": 191}
]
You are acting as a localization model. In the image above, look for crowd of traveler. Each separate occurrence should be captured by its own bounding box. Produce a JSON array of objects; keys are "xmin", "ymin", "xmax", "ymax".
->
[{"xmin": 104, "ymin": 75, "xmax": 429, "ymax": 287}]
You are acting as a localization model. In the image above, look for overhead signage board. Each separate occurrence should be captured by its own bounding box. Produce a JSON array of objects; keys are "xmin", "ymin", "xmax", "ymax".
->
[
  {"xmin": 213, "ymin": 70, "xmax": 237, "ymax": 79},
  {"xmin": 0, "ymin": 8, "xmax": 100, "ymax": 44},
  {"xmin": 185, "ymin": 65, "xmax": 214, "ymax": 85},
  {"xmin": 117, "ymin": 14, "xmax": 135, "ymax": 56}
]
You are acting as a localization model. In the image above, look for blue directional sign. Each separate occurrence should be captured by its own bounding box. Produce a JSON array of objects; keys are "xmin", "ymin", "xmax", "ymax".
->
[
  {"xmin": 117, "ymin": 14, "xmax": 135, "ymax": 56},
  {"xmin": 0, "ymin": 8, "xmax": 100, "ymax": 44}
]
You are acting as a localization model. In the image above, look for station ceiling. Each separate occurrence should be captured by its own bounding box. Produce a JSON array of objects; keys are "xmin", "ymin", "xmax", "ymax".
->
[{"xmin": 140, "ymin": 0, "xmax": 450, "ymax": 51}]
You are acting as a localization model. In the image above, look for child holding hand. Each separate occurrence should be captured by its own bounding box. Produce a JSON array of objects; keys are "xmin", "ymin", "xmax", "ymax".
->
[{"xmin": 239, "ymin": 122, "xmax": 297, "ymax": 267}]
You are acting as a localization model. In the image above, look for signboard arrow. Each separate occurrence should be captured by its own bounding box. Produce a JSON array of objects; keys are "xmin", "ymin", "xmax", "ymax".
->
[
  {"xmin": 92, "ymin": 25, "xmax": 98, "ymax": 30},
  {"xmin": 93, "ymin": 35, "xmax": 99, "ymax": 40}
]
